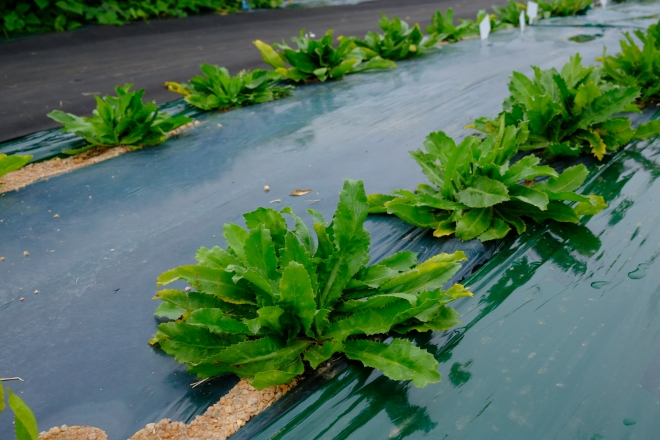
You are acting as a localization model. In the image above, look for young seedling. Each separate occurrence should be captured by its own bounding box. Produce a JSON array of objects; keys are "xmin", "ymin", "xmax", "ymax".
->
[
  {"xmin": 368, "ymin": 120, "xmax": 606, "ymax": 241},
  {"xmin": 350, "ymin": 15, "xmax": 438, "ymax": 61},
  {"xmin": 254, "ymin": 30, "xmax": 396, "ymax": 82},
  {"xmin": 165, "ymin": 65, "xmax": 293, "ymax": 111},
  {"xmin": 48, "ymin": 84, "xmax": 192, "ymax": 153},
  {"xmin": 150, "ymin": 179, "xmax": 472, "ymax": 389}
]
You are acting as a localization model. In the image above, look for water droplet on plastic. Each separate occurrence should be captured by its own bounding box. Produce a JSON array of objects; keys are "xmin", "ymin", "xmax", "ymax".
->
[
  {"xmin": 623, "ymin": 418, "xmax": 636, "ymax": 426},
  {"xmin": 590, "ymin": 281, "xmax": 609, "ymax": 289},
  {"xmin": 628, "ymin": 263, "xmax": 650, "ymax": 280}
]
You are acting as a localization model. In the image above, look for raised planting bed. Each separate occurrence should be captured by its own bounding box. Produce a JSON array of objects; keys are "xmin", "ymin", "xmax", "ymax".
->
[{"xmin": 1, "ymin": 1, "xmax": 659, "ymax": 438}]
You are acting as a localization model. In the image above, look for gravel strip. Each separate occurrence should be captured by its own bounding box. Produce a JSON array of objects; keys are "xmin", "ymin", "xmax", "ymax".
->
[
  {"xmin": 37, "ymin": 378, "xmax": 299, "ymax": 440},
  {"xmin": 0, "ymin": 146, "xmax": 131, "ymax": 194},
  {"xmin": 39, "ymin": 425, "xmax": 107, "ymax": 440}
]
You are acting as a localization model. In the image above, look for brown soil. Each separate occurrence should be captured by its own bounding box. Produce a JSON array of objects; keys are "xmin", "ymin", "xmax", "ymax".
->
[
  {"xmin": 39, "ymin": 378, "xmax": 298, "ymax": 440},
  {"xmin": 39, "ymin": 425, "xmax": 107, "ymax": 440}
]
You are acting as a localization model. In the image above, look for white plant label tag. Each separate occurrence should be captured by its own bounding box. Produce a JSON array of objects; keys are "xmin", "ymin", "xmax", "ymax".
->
[
  {"xmin": 527, "ymin": 1, "xmax": 539, "ymax": 24},
  {"xmin": 519, "ymin": 10, "xmax": 526, "ymax": 32},
  {"xmin": 480, "ymin": 15, "xmax": 491, "ymax": 40}
]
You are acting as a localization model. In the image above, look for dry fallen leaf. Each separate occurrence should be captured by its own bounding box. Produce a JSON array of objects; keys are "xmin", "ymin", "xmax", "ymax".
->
[{"xmin": 290, "ymin": 189, "xmax": 312, "ymax": 197}]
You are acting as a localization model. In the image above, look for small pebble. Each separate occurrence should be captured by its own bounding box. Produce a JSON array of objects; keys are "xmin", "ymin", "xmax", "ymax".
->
[
  {"xmin": 34, "ymin": 290, "xmax": 39, "ymax": 294},
  {"xmin": 185, "ymin": 286, "xmax": 192, "ymax": 292},
  {"xmin": 110, "ymin": 249, "xmax": 115, "ymax": 252},
  {"xmin": 89, "ymin": 196, "xmax": 93, "ymax": 199},
  {"xmin": 0, "ymin": 257, "xmax": 5, "ymax": 261},
  {"xmin": 217, "ymin": 124, "xmax": 222, "ymax": 127},
  {"xmin": 194, "ymin": 120, "xmax": 201, "ymax": 126},
  {"xmin": 20, "ymin": 297, "xmax": 25, "ymax": 301},
  {"xmin": 23, "ymin": 251, "xmax": 29, "ymax": 257},
  {"xmin": 264, "ymin": 185, "xmax": 270, "ymax": 192},
  {"xmin": 53, "ymin": 214, "xmax": 59, "ymax": 218}
]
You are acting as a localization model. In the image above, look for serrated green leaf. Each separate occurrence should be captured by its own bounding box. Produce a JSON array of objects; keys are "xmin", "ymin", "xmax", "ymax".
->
[
  {"xmin": 156, "ymin": 322, "xmax": 244, "ymax": 364},
  {"xmin": 243, "ymin": 306, "xmax": 284, "ymax": 334},
  {"xmin": 154, "ymin": 302, "xmax": 186, "ymax": 320},
  {"xmin": 508, "ymin": 184, "xmax": 549, "ymax": 210},
  {"xmin": 456, "ymin": 176, "xmax": 510, "ymax": 208},
  {"xmin": 188, "ymin": 309, "xmax": 251, "ymax": 335},
  {"xmin": 455, "ymin": 208, "xmax": 492, "ymax": 241},
  {"xmin": 0, "ymin": 154, "xmax": 32, "ymax": 179},
  {"xmin": 344, "ymin": 339, "xmax": 440, "ymax": 388},
  {"xmin": 535, "ymin": 164, "xmax": 589, "ymax": 193},
  {"xmin": 157, "ymin": 266, "xmax": 256, "ymax": 305},
  {"xmin": 319, "ymin": 179, "xmax": 370, "ymax": 309},
  {"xmin": 278, "ymin": 262, "xmax": 316, "ymax": 334},
  {"xmin": 7, "ymin": 388, "xmax": 38, "ymax": 440},
  {"xmin": 477, "ymin": 218, "xmax": 512, "ymax": 241},
  {"xmin": 250, "ymin": 357, "xmax": 304, "ymax": 390},
  {"xmin": 380, "ymin": 252, "xmax": 465, "ymax": 294},
  {"xmin": 211, "ymin": 336, "xmax": 311, "ymax": 366},
  {"xmin": 378, "ymin": 250, "xmax": 418, "ymax": 271},
  {"xmin": 304, "ymin": 340, "xmax": 344, "ymax": 369}
]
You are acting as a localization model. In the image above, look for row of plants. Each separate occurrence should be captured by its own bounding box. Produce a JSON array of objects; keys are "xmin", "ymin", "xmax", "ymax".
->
[
  {"xmin": 0, "ymin": 0, "xmax": 615, "ymax": 182},
  {"xmin": 148, "ymin": 20, "xmax": 660, "ymax": 390},
  {"xmin": 369, "ymin": 21, "xmax": 660, "ymax": 242},
  {"xmin": 2, "ymin": 0, "xmax": 659, "ymax": 430},
  {"xmin": 2, "ymin": 0, "xmax": 281, "ymax": 36}
]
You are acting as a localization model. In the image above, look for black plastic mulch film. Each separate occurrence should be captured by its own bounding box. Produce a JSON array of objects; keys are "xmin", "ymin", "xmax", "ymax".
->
[{"xmin": 0, "ymin": 2, "xmax": 659, "ymax": 438}]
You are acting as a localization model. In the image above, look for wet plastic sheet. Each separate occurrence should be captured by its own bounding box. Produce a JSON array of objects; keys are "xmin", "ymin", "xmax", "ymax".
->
[
  {"xmin": 239, "ymin": 132, "xmax": 660, "ymax": 440},
  {"xmin": 0, "ymin": 4, "xmax": 656, "ymax": 439},
  {"xmin": 535, "ymin": 0, "xmax": 659, "ymax": 28}
]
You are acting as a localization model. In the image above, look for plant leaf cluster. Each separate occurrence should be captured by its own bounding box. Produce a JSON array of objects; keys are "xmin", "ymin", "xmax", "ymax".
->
[
  {"xmin": 254, "ymin": 30, "xmax": 396, "ymax": 82},
  {"xmin": 2, "ymin": 0, "xmax": 281, "ymax": 36},
  {"xmin": 0, "ymin": 381, "xmax": 39, "ymax": 440},
  {"xmin": 368, "ymin": 120, "xmax": 606, "ymax": 241},
  {"xmin": 425, "ymin": 8, "xmax": 478, "ymax": 43},
  {"xmin": 165, "ymin": 65, "xmax": 292, "ymax": 111},
  {"xmin": 150, "ymin": 179, "xmax": 472, "ymax": 389},
  {"xmin": 492, "ymin": 1, "xmax": 526, "ymax": 26},
  {"xmin": 350, "ymin": 15, "xmax": 438, "ymax": 62},
  {"xmin": 0, "ymin": 154, "xmax": 32, "ymax": 180},
  {"xmin": 47, "ymin": 84, "xmax": 192, "ymax": 151},
  {"xmin": 601, "ymin": 22, "xmax": 660, "ymax": 108},
  {"xmin": 538, "ymin": 0, "xmax": 593, "ymax": 18},
  {"xmin": 470, "ymin": 54, "xmax": 652, "ymax": 160}
]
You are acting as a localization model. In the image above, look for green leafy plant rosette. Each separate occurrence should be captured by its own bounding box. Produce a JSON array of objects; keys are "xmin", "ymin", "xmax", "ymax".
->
[
  {"xmin": 493, "ymin": 1, "xmax": 526, "ymax": 27},
  {"xmin": 165, "ymin": 65, "xmax": 293, "ymax": 111},
  {"xmin": 0, "ymin": 154, "xmax": 33, "ymax": 180},
  {"xmin": 601, "ymin": 23, "xmax": 660, "ymax": 109},
  {"xmin": 538, "ymin": 0, "xmax": 593, "ymax": 18},
  {"xmin": 426, "ymin": 8, "xmax": 478, "ymax": 43},
  {"xmin": 1, "ymin": 381, "xmax": 39, "ymax": 440},
  {"xmin": 47, "ymin": 84, "xmax": 192, "ymax": 154},
  {"xmin": 149, "ymin": 179, "xmax": 472, "ymax": 389},
  {"xmin": 368, "ymin": 120, "xmax": 606, "ymax": 242},
  {"xmin": 350, "ymin": 15, "xmax": 438, "ymax": 62},
  {"xmin": 469, "ymin": 54, "xmax": 658, "ymax": 160},
  {"xmin": 254, "ymin": 30, "xmax": 396, "ymax": 82}
]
